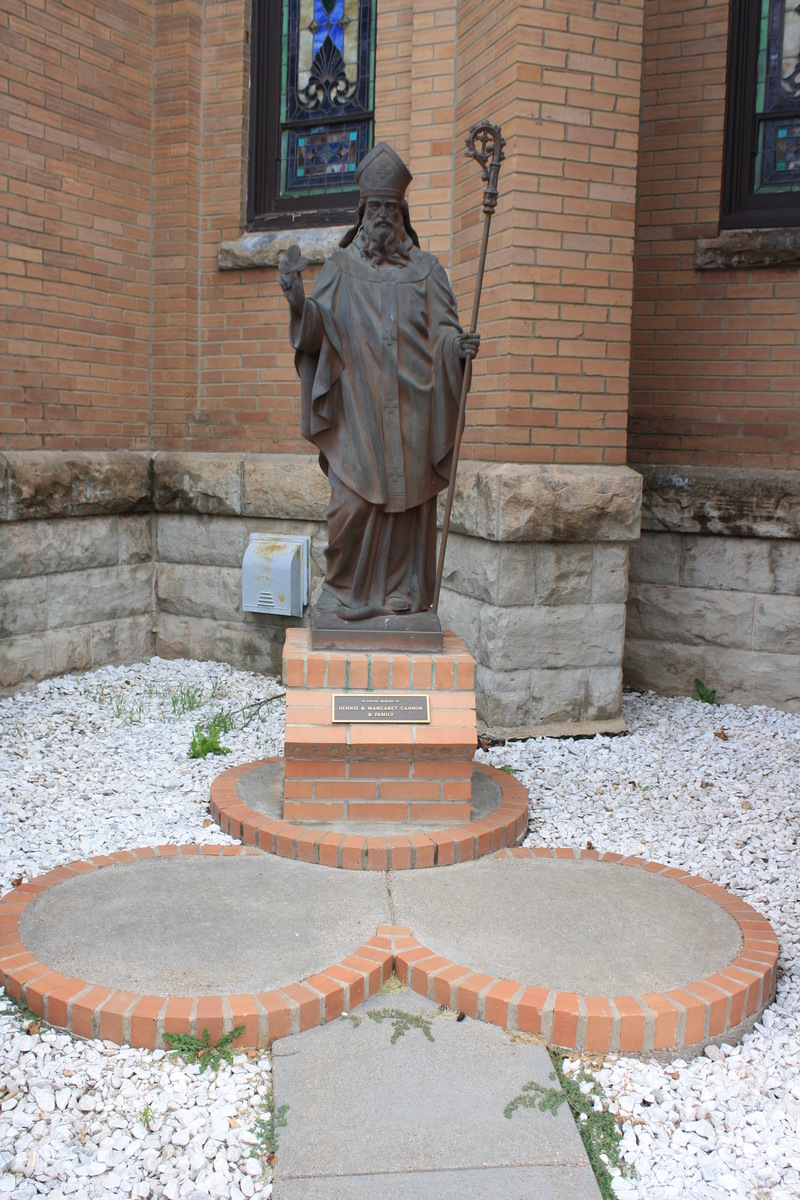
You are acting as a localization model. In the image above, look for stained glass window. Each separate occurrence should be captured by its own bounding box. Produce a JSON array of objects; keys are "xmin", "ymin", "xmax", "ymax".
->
[
  {"xmin": 723, "ymin": 0, "xmax": 800, "ymax": 226},
  {"xmin": 753, "ymin": 0, "xmax": 800, "ymax": 190},
  {"xmin": 248, "ymin": 0, "xmax": 375, "ymax": 228}
]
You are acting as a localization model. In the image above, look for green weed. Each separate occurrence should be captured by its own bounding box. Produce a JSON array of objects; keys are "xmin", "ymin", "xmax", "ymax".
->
[
  {"xmin": 500, "ymin": 765, "xmax": 520, "ymax": 775},
  {"xmin": 1, "ymin": 990, "xmax": 41, "ymax": 1029},
  {"xmin": 504, "ymin": 1076, "xmax": 566, "ymax": 1118},
  {"xmin": 366, "ymin": 1008, "xmax": 435, "ymax": 1044},
  {"xmin": 163, "ymin": 1025, "xmax": 245, "ymax": 1072},
  {"xmin": 209, "ymin": 707, "xmax": 236, "ymax": 733},
  {"xmin": 97, "ymin": 687, "xmax": 144, "ymax": 723},
  {"xmin": 504, "ymin": 1050, "xmax": 631, "ymax": 1200},
  {"xmin": 139, "ymin": 1103, "xmax": 155, "ymax": 1128},
  {"xmin": 693, "ymin": 678, "xmax": 718, "ymax": 705},
  {"xmin": 188, "ymin": 714, "xmax": 232, "ymax": 759},
  {"xmin": 251, "ymin": 1093, "xmax": 289, "ymax": 1163}
]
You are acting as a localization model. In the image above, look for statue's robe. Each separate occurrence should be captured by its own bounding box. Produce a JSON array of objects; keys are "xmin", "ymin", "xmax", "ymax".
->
[{"xmin": 291, "ymin": 237, "xmax": 465, "ymax": 613}]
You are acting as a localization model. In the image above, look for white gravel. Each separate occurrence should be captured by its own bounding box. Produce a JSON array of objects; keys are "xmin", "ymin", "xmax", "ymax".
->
[
  {"xmin": 1, "ymin": 658, "xmax": 283, "ymax": 1200},
  {"xmin": 1, "ymin": 661, "xmax": 798, "ymax": 1199},
  {"xmin": 480, "ymin": 689, "xmax": 800, "ymax": 1200}
]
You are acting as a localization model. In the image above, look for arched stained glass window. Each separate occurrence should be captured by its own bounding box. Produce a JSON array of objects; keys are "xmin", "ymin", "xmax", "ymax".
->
[
  {"xmin": 248, "ymin": 0, "xmax": 375, "ymax": 229},
  {"xmin": 724, "ymin": 0, "xmax": 800, "ymax": 227}
]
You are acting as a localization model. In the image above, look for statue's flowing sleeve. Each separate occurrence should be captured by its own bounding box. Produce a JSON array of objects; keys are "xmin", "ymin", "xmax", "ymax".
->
[
  {"xmin": 428, "ymin": 261, "xmax": 465, "ymax": 485},
  {"xmin": 290, "ymin": 259, "xmax": 345, "ymax": 443}
]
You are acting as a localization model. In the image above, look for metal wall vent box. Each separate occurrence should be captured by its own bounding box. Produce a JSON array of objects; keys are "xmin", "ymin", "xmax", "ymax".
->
[{"xmin": 242, "ymin": 534, "xmax": 310, "ymax": 617}]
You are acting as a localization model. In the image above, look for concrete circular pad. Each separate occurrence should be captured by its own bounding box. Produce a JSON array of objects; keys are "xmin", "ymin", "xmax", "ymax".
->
[
  {"xmin": 209, "ymin": 759, "xmax": 529, "ymax": 869},
  {"xmin": 0, "ymin": 844, "xmax": 779, "ymax": 1056},
  {"xmin": 390, "ymin": 848, "xmax": 779, "ymax": 1056},
  {"xmin": 19, "ymin": 853, "xmax": 391, "ymax": 995},
  {"xmin": 236, "ymin": 760, "xmax": 504, "ymax": 832},
  {"xmin": 0, "ymin": 847, "xmax": 398, "ymax": 1051},
  {"xmin": 389, "ymin": 855, "xmax": 743, "ymax": 995}
]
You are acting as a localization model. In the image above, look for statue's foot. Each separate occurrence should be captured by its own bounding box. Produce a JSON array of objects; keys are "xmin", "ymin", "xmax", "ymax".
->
[
  {"xmin": 313, "ymin": 589, "xmax": 417, "ymax": 621},
  {"xmin": 333, "ymin": 602, "xmax": 388, "ymax": 620},
  {"xmin": 336, "ymin": 594, "xmax": 413, "ymax": 619},
  {"xmin": 314, "ymin": 591, "xmax": 385, "ymax": 620},
  {"xmin": 315, "ymin": 589, "xmax": 344, "ymax": 613},
  {"xmin": 385, "ymin": 593, "xmax": 411, "ymax": 613}
]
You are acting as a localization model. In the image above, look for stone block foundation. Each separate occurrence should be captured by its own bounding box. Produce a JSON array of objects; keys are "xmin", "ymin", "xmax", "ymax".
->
[
  {"xmin": 0, "ymin": 450, "xmax": 644, "ymax": 733},
  {"xmin": 625, "ymin": 467, "xmax": 800, "ymax": 712},
  {"xmin": 438, "ymin": 461, "xmax": 642, "ymax": 737}
]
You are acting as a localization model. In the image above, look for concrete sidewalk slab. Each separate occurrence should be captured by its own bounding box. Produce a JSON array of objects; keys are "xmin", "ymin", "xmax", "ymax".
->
[
  {"xmin": 271, "ymin": 984, "xmax": 602, "ymax": 1200},
  {"xmin": 19, "ymin": 853, "xmax": 391, "ymax": 994},
  {"xmin": 271, "ymin": 1164, "xmax": 601, "ymax": 1199},
  {"xmin": 389, "ymin": 854, "xmax": 743, "ymax": 993}
]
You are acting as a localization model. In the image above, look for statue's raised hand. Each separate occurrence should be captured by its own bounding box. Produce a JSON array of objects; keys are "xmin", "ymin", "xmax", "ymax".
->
[{"xmin": 278, "ymin": 244, "xmax": 308, "ymax": 318}]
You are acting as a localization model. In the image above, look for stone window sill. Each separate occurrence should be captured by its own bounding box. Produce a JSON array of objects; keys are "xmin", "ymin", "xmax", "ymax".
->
[
  {"xmin": 694, "ymin": 227, "xmax": 800, "ymax": 270},
  {"xmin": 218, "ymin": 227, "xmax": 349, "ymax": 271}
]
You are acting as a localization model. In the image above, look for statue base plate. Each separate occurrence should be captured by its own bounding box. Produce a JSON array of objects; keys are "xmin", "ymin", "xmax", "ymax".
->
[{"xmin": 310, "ymin": 606, "xmax": 443, "ymax": 652}]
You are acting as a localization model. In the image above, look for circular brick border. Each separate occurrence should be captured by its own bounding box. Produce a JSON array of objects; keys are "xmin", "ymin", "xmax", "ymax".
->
[
  {"xmin": 0, "ymin": 845, "xmax": 397, "ymax": 1051},
  {"xmin": 0, "ymin": 845, "xmax": 779, "ymax": 1056},
  {"xmin": 393, "ymin": 848, "xmax": 780, "ymax": 1056},
  {"xmin": 209, "ymin": 758, "xmax": 529, "ymax": 869}
]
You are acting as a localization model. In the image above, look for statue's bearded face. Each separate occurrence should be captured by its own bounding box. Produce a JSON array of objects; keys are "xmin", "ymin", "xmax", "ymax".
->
[{"xmin": 361, "ymin": 197, "xmax": 408, "ymax": 264}]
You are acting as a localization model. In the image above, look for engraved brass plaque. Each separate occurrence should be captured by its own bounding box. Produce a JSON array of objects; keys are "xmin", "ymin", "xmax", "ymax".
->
[{"xmin": 331, "ymin": 694, "xmax": 430, "ymax": 723}]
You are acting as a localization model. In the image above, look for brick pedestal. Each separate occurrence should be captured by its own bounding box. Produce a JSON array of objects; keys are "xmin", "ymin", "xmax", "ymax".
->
[{"xmin": 282, "ymin": 628, "xmax": 478, "ymax": 822}]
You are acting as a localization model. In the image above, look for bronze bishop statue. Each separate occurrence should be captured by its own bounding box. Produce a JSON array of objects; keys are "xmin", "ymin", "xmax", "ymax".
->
[{"xmin": 279, "ymin": 142, "xmax": 479, "ymax": 647}]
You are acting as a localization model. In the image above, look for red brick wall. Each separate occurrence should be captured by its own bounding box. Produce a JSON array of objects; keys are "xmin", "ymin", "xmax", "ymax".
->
[
  {"xmin": 375, "ymin": 0, "xmax": 413, "ymax": 171},
  {"xmin": 0, "ymin": 0, "xmax": 153, "ymax": 451},
  {"xmin": 2, "ymin": 0, "xmax": 646, "ymax": 466},
  {"xmin": 451, "ymin": 0, "xmax": 645, "ymax": 465},
  {"xmin": 628, "ymin": 0, "xmax": 800, "ymax": 470},
  {"xmin": 151, "ymin": 0, "xmax": 203, "ymax": 447},
  {"xmin": 191, "ymin": 0, "xmax": 296, "ymax": 453},
  {"xmin": 188, "ymin": 0, "xmax": 418, "ymax": 454}
]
